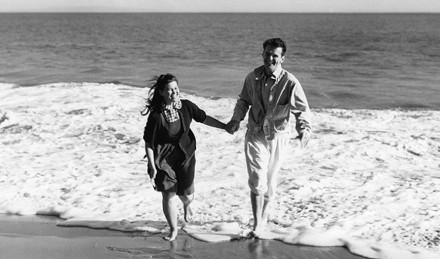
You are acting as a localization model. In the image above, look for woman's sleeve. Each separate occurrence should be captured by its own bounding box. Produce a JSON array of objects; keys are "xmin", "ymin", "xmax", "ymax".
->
[
  {"xmin": 143, "ymin": 114, "xmax": 157, "ymax": 146},
  {"xmin": 187, "ymin": 100, "xmax": 207, "ymax": 123}
]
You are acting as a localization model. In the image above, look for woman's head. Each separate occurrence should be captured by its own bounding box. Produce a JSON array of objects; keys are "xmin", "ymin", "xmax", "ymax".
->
[{"xmin": 141, "ymin": 73, "xmax": 180, "ymax": 115}]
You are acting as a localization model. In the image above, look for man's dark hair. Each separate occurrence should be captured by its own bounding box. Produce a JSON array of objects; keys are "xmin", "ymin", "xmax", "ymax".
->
[{"xmin": 263, "ymin": 38, "xmax": 287, "ymax": 56}]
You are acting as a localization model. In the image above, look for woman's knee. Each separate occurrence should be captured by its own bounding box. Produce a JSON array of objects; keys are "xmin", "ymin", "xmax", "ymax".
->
[
  {"xmin": 162, "ymin": 191, "xmax": 177, "ymax": 200},
  {"xmin": 178, "ymin": 193, "xmax": 194, "ymax": 204}
]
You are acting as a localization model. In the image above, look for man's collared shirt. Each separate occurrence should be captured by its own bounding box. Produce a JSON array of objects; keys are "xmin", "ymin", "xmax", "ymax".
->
[
  {"xmin": 261, "ymin": 66, "xmax": 283, "ymax": 112},
  {"xmin": 232, "ymin": 65, "xmax": 311, "ymax": 139}
]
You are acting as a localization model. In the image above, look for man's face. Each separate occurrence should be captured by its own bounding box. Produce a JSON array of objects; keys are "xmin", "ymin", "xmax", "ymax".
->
[{"xmin": 262, "ymin": 46, "xmax": 285, "ymax": 74}]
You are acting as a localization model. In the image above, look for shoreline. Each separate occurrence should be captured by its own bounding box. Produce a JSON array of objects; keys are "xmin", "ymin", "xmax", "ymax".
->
[{"xmin": 0, "ymin": 214, "xmax": 367, "ymax": 259}]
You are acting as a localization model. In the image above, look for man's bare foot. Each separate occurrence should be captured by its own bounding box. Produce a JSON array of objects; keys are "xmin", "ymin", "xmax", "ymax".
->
[
  {"xmin": 163, "ymin": 230, "xmax": 178, "ymax": 241},
  {"xmin": 252, "ymin": 218, "xmax": 268, "ymax": 238},
  {"xmin": 252, "ymin": 226, "xmax": 264, "ymax": 238},
  {"xmin": 183, "ymin": 203, "xmax": 193, "ymax": 223},
  {"xmin": 252, "ymin": 218, "xmax": 267, "ymax": 230},
  {"xmin": 261, "ymin": 217, "xmax": 268, "ymax": 228}
]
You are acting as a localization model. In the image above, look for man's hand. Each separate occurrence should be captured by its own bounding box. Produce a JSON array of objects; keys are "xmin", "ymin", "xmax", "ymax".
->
[
  {"xmin": 299, "ymin": 130, "xmax": 311, "ymax": 148},
  {"xmin": 225, "ymin": 120, "xmax": 240, "ymax": 134}
]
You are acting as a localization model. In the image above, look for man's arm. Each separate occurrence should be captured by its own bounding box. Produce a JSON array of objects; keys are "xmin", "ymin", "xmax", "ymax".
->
[
  {"xmin": 226, "ymin": 77, "xmax": 252, "ymax": 134},
  {"xmin": 291, "ymin": 81, "xmax": 312, "ymax": 147}
]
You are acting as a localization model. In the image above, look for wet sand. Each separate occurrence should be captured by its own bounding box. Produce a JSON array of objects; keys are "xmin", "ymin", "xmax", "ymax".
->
[{"xmin": 0, "ymin": 214, "xmax": 367, "ymax": 259}]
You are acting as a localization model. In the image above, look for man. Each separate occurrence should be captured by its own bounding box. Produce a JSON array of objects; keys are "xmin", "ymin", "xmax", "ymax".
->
[{"xmin": 225, "ymin": 38, "xmax": 311, "ymax": 235}]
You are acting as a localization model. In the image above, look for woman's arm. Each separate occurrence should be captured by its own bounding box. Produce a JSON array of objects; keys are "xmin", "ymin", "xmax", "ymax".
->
[
  {"xmin": 145, "ymin": 143, "xmax": 157, "ymax": 189},
  {"xmin": 203, "ymin": 115, "xmax": 226, "ymax": 130}
]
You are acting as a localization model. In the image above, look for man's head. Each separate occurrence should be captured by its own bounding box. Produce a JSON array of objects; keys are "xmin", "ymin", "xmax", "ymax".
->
[
  {"xmin": 262, "ymin": 38, "xmax": 286, "ymax": 74},
  {"xmin": 263, "ymin": 38, "xmax": 286, "ymax": 56}
]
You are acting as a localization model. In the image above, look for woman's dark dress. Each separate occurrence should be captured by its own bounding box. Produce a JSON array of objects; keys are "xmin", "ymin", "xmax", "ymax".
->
[{"xmin": 143, "ymin": 100, "xmax": 207, "ymax": 195}]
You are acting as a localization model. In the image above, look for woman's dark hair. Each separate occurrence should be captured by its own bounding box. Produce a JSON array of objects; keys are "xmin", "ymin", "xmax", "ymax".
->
[{"xmin": 141, "ymin": 73, "xmax": 178, "ymax": 116}]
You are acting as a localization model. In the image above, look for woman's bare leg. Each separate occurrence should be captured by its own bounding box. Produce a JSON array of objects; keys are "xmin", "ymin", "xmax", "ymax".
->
[
  {"xmin": 162, "ymin": 191, "xmax": 178, "ymax": 241},
  {"xmin": 179, "ymin": 193, "xmax": 194, "ymax": 223}
]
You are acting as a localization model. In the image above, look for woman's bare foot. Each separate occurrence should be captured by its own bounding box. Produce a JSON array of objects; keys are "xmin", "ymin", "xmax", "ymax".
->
[
  {"xmin": 163, "ymin": 229, "xmax": 178, "ymax": 241},
  {"xmin": 179, "ymin": 194, "xmax": 194, "ymax": 223},
  {"xmin": 183, "ymin": 203, "xmax": 193, "ymax": 223}
]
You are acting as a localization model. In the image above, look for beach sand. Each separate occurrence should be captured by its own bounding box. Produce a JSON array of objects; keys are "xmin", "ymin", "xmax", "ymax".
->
[
  {"xmin": 1, "ymin": 83, "xmax": 439, "ymax": 258},
  {"xmin": 0, "ymin": 214, "xmax": 368, "ymax": 259}
]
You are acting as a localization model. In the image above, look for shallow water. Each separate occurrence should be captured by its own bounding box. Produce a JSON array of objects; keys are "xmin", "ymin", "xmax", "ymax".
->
[{"xmin": 0, "ymin": 215, "xmax": 365, "ymax": 259}]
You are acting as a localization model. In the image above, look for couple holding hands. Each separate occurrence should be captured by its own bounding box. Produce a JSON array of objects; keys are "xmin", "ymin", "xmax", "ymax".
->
[{"xmin": 142, "ymin": 38, "xmax": 311, "ymax": 241}]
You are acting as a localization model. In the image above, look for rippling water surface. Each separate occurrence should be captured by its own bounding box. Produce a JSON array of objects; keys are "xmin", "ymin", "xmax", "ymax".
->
[{"xmin": 0, "ymin": 13, "xmax": 439, "ymax": 109}]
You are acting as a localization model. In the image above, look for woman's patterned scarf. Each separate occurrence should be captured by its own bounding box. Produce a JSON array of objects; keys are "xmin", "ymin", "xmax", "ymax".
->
[{"xmin": 162, "ymin": 100, "xmax": 181, "ymax": 123}]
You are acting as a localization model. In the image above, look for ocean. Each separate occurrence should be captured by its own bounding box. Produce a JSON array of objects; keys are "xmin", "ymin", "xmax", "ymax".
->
[{"xmin": 0, "ymin": 13, "xmax": 439, "ymax": 109}]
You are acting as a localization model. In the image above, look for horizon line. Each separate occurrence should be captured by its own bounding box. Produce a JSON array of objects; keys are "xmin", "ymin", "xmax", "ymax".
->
[{"xmin": 1, "ymin": 11, "xmax": 440, "ymax": 14}]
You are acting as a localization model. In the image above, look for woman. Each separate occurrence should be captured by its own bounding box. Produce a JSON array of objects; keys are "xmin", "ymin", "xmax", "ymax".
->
[{"xmin": 142, "ymin": 73, "xmax": 226, "ymax": 241}]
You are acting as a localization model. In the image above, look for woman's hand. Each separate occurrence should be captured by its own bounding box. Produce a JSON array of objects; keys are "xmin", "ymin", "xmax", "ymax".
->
[
  {"xmin": 149, "ymin": 168, "xmax": 157, "ymax": 190},
  {"xmin": 146, "ymin": 145, "xmax": 157, "ymax": 190}
]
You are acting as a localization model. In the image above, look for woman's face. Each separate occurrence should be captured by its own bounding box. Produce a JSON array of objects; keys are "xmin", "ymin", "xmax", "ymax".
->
[{"xmin": 160, "ymin": 81, "xmax": 180, "ymax": 104}]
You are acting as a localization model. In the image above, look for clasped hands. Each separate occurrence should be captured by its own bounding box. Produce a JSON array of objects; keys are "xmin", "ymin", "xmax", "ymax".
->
[{"xmin": 225, "ymin": 120, "xmax": 240, "ymax": 134}]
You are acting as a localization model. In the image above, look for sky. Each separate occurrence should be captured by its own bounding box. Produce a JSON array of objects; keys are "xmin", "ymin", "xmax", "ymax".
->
[{"xmin": 0, "ymin": 0, "xmax": 439, "ymax": 13}]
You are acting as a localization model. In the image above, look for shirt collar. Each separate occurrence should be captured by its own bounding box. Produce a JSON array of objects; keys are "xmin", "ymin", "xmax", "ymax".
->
[
  {"xmin": 270, "ymin": 67, "xmax": 283, "ymax": 80},
  {"xmin": 163, "ymin": 100, "xmax": 182, "ymax": 110},
  {"xmin": 254, "ymin": 65, "xmax": 283, "ymax": 81}
]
